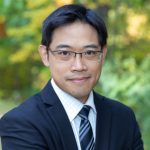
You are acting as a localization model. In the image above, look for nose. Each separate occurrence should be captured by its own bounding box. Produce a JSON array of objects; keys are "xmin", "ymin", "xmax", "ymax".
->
[{"xmin": 71, "ymin": 54, "xmax": 87, "ymax": 71}]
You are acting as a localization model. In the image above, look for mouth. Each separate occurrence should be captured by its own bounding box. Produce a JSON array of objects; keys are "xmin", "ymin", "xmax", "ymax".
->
[{"xmin": 68, "ymin": 77, "xmax": 90, "ymax": 84}]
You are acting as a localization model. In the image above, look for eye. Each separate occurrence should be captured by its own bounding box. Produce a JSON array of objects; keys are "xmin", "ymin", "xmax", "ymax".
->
[
  {"xmin": 85, "ymin": 50, "xmax": 97, "ymax": 56},
  {"xmin": 57, "ymin": 50, "xmax": 71, "ymax": 56}
]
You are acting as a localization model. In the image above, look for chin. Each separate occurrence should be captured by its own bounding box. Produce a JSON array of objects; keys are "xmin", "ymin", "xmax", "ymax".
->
[{"xmin": 70, "ymin": 91, "xmax": 89, "ymax": 101}]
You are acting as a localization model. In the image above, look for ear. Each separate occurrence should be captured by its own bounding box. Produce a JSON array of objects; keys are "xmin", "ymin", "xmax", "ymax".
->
[
  {"xmin": 38, "ymin": 45, "xmax": 49, "ymax": 67},
  {"xmin": 101, "ymin": 46, "xmax": 107, "ymax": 64}
]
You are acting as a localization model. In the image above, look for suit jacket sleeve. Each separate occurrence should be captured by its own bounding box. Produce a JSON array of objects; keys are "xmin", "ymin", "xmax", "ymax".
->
[
  {"xmin": 94, "ymin": 92, "xmax": 144, "ymax": 150},
  {"xmin": 0, "ymin": 109, "xmax": 48, "ymax": 150},
  {"xmin": 111, "ymin": 100, "xmax": 144, "ymax": 150},
  {"xmin": 112, "ymin": 100, "xmax": 144, "ymax": 150},
  {"xmin": 131, "ymin": 110, "xmax": 144, "ymax": 150}
]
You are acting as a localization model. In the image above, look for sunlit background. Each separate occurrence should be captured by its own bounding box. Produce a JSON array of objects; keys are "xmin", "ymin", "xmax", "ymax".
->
[{"xmin": 0, "ymin": 0, "xmax": 150, "ymax": 149}]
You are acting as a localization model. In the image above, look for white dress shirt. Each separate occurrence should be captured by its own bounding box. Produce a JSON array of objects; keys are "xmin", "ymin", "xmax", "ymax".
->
[{"xmin": 51, "ymin": 79, "xmax": 97, "ymax": 150}]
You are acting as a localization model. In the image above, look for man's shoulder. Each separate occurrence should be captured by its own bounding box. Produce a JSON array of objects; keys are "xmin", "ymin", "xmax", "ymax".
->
[
  {"xmin": 0, "ymin": 92, "xmax": 53, "ymax": 145},
  {"xmin": 1, "ymin": 93, "xmax": 43, "ymax": 122},
  {"xmin": 94, "ymin": 92, "xmax": 138, "ymax": 129},
  {"xmin": 94, "ymin": 92, "xmax": 135, "ymax": 116}
]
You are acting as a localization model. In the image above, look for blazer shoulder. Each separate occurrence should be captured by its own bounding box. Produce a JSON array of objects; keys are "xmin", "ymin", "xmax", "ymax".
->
[
  {"xmin": 0, "ymin": 93, "xmax": 48, "ymax": 137},
  {"xmin": 0, "ymin": 93, "xmax": 43, "ymax": 123},
  {"xmin": 0, "ymin": 93, "xmax": 51, "ymax": 149},
  {"xmin": 94, "ymin": 92, "xmax": 135, "ymax": 117}
]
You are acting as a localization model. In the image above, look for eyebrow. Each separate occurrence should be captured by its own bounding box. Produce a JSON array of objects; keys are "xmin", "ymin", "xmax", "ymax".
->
[
  {"xmin": 56, "ymin": 44, "xmax": 72, "ymax": 49},
  {"xmin": 56, "ymin": 44, "xmax": 99, "ymax": 49},
  {"xmin": 83, "ymin": 44, "xmax": 99, "ymax": 49}
]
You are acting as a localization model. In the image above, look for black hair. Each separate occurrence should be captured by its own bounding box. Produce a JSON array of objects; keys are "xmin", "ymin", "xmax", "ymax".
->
[{"xmin": 41, "ymin": 4, "xmax": 108, "ymax": 50}]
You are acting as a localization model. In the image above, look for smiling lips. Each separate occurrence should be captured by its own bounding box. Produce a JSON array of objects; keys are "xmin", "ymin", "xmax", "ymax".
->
[{"xmin": 68, "ymin": 77, "xmax": 90, "ymax": 84}]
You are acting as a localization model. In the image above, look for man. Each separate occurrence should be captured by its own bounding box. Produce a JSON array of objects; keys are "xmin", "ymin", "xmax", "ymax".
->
[{"xmin": 0, "ymin": 4, "xmax": 143, "ymax": 150}]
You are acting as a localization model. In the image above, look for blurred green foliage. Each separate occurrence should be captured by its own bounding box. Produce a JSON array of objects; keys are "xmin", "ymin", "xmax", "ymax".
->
[{"xmin": 0, "ymin": 0, "xmax": 150, "ymax": 149}]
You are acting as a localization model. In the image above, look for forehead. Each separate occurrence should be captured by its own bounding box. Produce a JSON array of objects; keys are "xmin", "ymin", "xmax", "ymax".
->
[{"xmin": 50, "ymin": 21, "xmax": 99, "ymax": 48}]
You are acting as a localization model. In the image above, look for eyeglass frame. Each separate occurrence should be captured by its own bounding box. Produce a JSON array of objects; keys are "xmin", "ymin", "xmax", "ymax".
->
[{"xmin": 47, "ymin": 48, "xmax": 103, "ymax": 62}]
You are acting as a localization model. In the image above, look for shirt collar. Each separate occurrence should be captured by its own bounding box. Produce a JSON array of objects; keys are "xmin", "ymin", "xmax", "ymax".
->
[{"xmin": 51, "ymin": 79, "xmax": 96, "ymax": 122}]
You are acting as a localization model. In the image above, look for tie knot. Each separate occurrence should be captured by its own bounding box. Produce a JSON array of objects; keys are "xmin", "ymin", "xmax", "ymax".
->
[{"xmin": 79, "ymin": 105, "xmax": 91, "ymax": 120}]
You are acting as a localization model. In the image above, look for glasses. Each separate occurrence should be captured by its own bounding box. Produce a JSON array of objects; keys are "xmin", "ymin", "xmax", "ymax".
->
[{"xmin": 48, "ymin": 49, "xmax": 103, "ymax": 62}]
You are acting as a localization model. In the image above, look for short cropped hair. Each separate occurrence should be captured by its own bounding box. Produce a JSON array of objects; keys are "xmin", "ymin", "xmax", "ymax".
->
[{"xmin": 41, "ymin": 4, "xmax": 108, "ymax": 50}]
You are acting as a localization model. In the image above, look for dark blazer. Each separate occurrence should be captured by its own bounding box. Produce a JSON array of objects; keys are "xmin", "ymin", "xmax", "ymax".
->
[{"xmin": 0, "ymin": 81, "xmax": 144, "ymax": 150}]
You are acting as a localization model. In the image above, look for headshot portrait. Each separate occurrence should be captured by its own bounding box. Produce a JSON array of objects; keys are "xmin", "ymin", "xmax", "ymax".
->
[{"xmin": 0, "ymin": 3, "xmax": 145, "ymax": 150}]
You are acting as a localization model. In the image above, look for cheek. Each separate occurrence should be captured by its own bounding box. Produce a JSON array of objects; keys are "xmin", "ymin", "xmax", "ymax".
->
[
  {"xmin": 91, "ymin": 64, "xmax": 102, "ymax": 81},
  {"xmin": 49, "ymin": 62, "xmax": 68, "ymax": 78}
]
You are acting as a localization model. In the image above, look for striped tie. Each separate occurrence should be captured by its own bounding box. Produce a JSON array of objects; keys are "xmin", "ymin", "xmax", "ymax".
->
[{"xmin": 79, "ymin": 105, "xmax": 95, "ymax": 150}]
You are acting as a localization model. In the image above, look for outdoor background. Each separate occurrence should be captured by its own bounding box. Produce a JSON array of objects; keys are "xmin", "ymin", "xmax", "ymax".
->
[{"xmin": 0, "ymin": 0, "xmax": 150, "ymax": 149}]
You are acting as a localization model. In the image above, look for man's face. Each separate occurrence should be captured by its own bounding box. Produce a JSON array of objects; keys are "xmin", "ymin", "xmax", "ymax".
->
[{"xmin": 39, "ymin": 21, "xmax": 107, "ymax": 103}]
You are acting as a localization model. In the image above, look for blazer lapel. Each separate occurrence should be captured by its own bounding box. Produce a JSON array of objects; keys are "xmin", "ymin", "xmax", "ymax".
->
[
  {"xmin": 94, "ymin": 92, "xmax": 112, "ymax": 150},
  {"xmin": 40, "ymin": 81, "xmax": 78, "ymax": 150}
]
